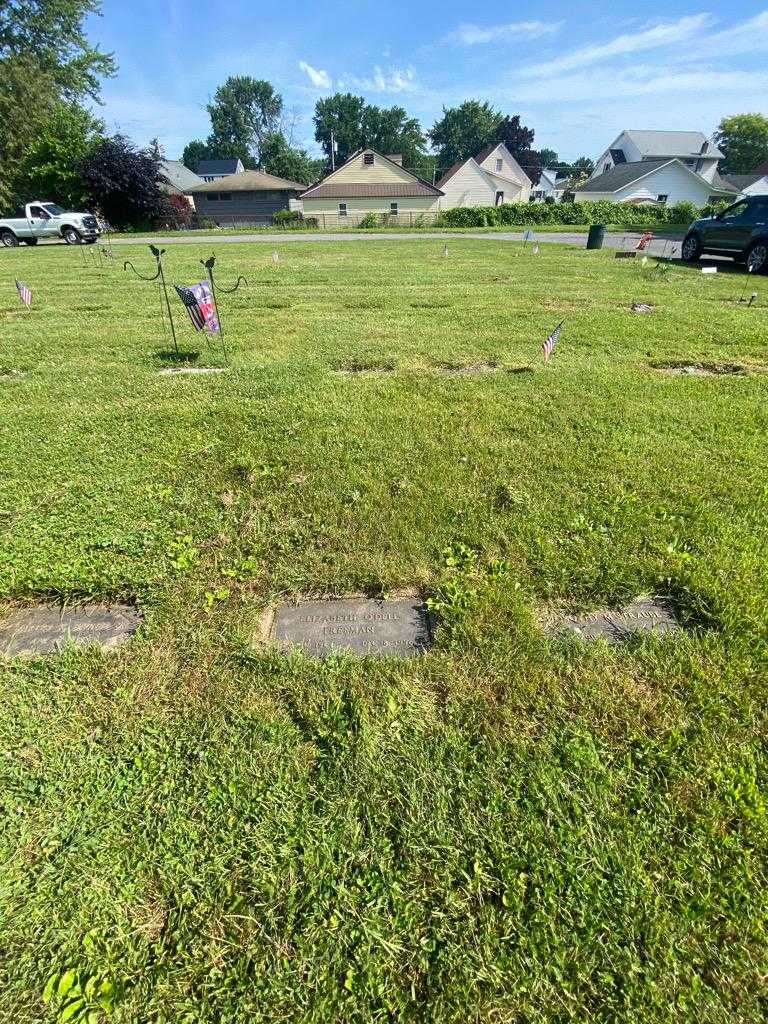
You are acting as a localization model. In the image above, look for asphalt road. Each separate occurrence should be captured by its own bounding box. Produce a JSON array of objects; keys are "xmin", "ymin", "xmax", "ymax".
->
[{"xmin": 105, "ymin": 229, "xmax": 682, "ymax": 256}]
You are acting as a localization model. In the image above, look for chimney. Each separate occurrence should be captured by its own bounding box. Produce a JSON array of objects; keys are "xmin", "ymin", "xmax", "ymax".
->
[{"xmin": 386, "ymin": 153, "xmax": 403, "ymax": 166}]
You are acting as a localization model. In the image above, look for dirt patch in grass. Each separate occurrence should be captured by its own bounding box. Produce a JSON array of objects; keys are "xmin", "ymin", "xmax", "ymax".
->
[
  {"xmin": 410, "ymin": 300, "xmax": 451, "ymax": 309},
  {"xmin": 650, "ymin": 360, "xmax": 746, "ymax": 377},
  {"xmin": 0, "ymin": 368, "xmax": 24, "ymax": 379},
  {"xmin": 344, "ymin": 299, "xmax": 384, "ymax": 310},
  {"xmin": 333, "ymin": 358, "xmax": 395, "ymax": 375},
  {"xmin": 435, "ymin": 360, "xmax": 500, "ymax": 375},
  {"xmin": 157, "ymin": 367, "xmax": 227, "ymax": 376},
  {"xmin": 631, "ymin": 302, "xmax": 654, "ymax": 313}
]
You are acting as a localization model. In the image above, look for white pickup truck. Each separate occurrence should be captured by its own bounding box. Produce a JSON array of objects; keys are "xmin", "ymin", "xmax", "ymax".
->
[{"xmin": 0, "ymin": 201, "xmax": 101, "ymax": 246}]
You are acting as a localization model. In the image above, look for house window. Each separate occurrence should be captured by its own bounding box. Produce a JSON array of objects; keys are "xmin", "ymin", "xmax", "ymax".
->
[
  {"xmin": 363, "ymin": 153, "xmax": 374, "ymax": 165},
  {"xmin": 218, "ymin": 192, "xmax": 232, "ymax": 201},
  {"xmin": 495, "ymin": 158, "xmax": 503, "ymax": 172},
  {"xmin": 495, "ymin": 191, "xmax": 504, "ymax": 206},
  {"xmin": 390, "ymin": 202, "xmax": 398, "ymax": 215},
  {"xmin": 609, "ymin": 148, "xmax": 626, "ymax": 164},
  {"xmin": 338, "ymin": 202, "xmax": 347, "ymax": 217},
  {"xmin": 657, "ymin": 194, "xmax": 669, "ymax": 205},
  {"xmin": 603, "ymin": 161, "xmax": 611, "ymax": 173},
  {"xmin": 207, "ymin": 193, "xmax": 220, "ymax": 201}
]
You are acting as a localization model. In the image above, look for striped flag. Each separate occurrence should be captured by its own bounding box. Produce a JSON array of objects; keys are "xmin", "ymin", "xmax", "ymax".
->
[
  {"xmin": 636, "ymin": 231, "xmax": 653, "ymax": 251},
  {"xmin": 174, "ymin": 280, "xmax": 220, "ymax": 333},
  {"xmin": 175, "ymin": 284, "xmax": 206, "ymax": 330},
  {"xmin": 542, "ymin": 321, "xmax": 563, "ymax": 362},
  {"xmin": 15, "ymin": 280, "xmax": 32, "ymax": 307}
]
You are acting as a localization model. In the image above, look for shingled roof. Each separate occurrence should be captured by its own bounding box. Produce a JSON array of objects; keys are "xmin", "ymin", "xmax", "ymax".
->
[
  {"xmin": 300, "ymin": 149, "xmax": 443, "ymax": 199},
  {"xmin": 187, "ymin": 169, "xmax": 306, "ymax": 193}
]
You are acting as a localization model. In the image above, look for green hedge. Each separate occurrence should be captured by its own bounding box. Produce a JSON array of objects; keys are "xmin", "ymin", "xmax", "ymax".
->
[{"xmin": 438, "ymin": 199, "xmax": 707, "ymax": 229}]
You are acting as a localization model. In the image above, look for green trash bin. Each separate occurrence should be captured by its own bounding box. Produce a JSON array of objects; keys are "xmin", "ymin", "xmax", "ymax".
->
[{"xmin": 586, "ymin": 223, "xmax": 606, "ymax": 249}]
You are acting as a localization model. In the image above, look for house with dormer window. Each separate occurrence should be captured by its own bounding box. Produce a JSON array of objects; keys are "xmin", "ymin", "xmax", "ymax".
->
[{"xmin": 576, "ymin": 130, "xmax": 737, "ymax": 206}]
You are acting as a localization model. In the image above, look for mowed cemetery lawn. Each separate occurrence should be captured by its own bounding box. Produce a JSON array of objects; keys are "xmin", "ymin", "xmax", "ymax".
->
[{"xmin": 1, "ymin": 239, "xmax": 767, "ymax": 1023}]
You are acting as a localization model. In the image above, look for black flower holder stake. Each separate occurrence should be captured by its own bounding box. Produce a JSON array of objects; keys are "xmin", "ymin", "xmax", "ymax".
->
[
  {"xmin": 123, "ymin": 244, "xmax": 179, "ymax": 355},
  {"xmin": 200, "ymin": 253, "xmax": 247, "ymax": 365}
]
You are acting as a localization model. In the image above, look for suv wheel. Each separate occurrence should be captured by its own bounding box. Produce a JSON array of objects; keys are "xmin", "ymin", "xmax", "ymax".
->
[
  {"xmin": 1, "ymin": 229, "xmax": 19, "ymax": 247},
  {"xmin": 746, "ymin": 240, "xmax": 768, "ymax": 274},
  {"xmin": 681, "ymin": 233, "xmax": 702, "ymax": 262},
  {"xmin": 62, "ymin": 226, "xmax": 82, "ymax": 245}
]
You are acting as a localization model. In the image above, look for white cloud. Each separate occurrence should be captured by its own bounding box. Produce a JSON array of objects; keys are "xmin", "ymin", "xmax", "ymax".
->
[
  {"xmin": 699, "ymin": 11, "xmax": 768, "ymax": 57},
  {"xmin": 509, "ymin": 63, "xmax": 768, "ymax": 104},
  {"xmin": 519, "ymin": 13, "xmax": 714, "ymax": 77},
  {"xmin": 299, "ymin": 60, "xmax": 331, "ymax": 89},
  {"xmin": 339, "ymin": 66, "xmax": 417, "ymax": 93},
  {"xmin": 448, "ymin": 21, "xmax": 563, "ymax": 45}
]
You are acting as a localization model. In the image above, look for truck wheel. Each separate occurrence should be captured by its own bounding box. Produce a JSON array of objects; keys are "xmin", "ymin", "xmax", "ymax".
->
[
  {"xmin": 62, "ymin": 227, "xmax": 82, "ymax": 245},
  {"xmin": 1, "ymin": 229, "xmax": 19, "ymax": 247},
  {"xmin": 23, "ymin": 237, "xmax": 38, "ymax": 246},
  {"xmin": 681, "ymin": 233, "xmax": 702, "ymax": 262},
  {"xmin": 746, "ymin": 240, "xmax": 768, "ymax": 274}
]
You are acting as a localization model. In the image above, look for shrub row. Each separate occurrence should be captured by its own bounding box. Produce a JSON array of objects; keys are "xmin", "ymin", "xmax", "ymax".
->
[{"xmin": 437, "ymin": 199, "xmax": 710, "ymax": 228}]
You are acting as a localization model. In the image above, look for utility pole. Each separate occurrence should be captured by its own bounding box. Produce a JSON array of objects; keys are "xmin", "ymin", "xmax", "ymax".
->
[{"xmin": 330, "ymin": 130, "xmax": 336, "ymax": 171}]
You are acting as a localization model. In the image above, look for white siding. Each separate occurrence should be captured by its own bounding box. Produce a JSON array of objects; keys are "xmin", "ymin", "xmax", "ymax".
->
[
  {"xmin": 440, "ymin": 162, "xmax": 501, "ymax": 208},
  {"xmin": 576, "ymin": 162, "xmax": 728, "ymax": 206},
  {"xmin": 477, "ymin": 144, "xmax": 532, "ymax": 199}
]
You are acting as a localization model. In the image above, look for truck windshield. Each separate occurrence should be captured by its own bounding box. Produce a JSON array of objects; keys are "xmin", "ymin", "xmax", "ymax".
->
[{"xmin": 42, "ymin": 204, "xmax": 65, "ymax": 215}]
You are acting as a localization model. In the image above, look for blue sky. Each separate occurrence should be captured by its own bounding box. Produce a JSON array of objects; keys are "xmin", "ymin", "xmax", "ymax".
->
[{"xmin": 87, "ymin": 2, "xmax": 768, "ymax": 164}]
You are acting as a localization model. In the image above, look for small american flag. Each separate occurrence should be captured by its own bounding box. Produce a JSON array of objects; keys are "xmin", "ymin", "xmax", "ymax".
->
[
  {"xmin": 542, "ymin": 321, "xmax": 563, "ymax": 362},
  {"xmin": 636, "ymin": 231, "xmax": 653, "ymax": 251},
  {"xmin": 175, "ymin": 284, "xmax": 206, "ymax": 330},
  {"xmin": 15, "ymin": 280, "xmax": 32, "ymax": 307}
]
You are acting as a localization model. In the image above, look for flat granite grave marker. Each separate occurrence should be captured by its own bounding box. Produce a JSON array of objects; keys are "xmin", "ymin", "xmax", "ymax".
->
[
  {"xmin": 550, "ymin": 597, "xmax": 680, "ymax": 643},
  {"xmin": 0, "ymin": 604, "xmax": 142, "ymax": 658},
  {"xmin": 269, "ymin": 597, "xmax": 433, "ymax": 658}
]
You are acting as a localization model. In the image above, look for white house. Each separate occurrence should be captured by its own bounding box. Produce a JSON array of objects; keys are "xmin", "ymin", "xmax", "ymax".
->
[
  {"xmin": 724, "ymin": 167, "xmax": 768, "ymax": 198},
  {"xmin": 574, "ymin": 158, "xmax": 737, "ymax": 207},
  {"xmin": 532, "ymin": 167, "xmax": 570, "ymax": 202},
  {"xmin": 435, "ymin": 143, "xmax": 532, "ymax": 207},
  {"xmin": 579, "ymin": 129, "xmax": 737, "ymax": 207}
]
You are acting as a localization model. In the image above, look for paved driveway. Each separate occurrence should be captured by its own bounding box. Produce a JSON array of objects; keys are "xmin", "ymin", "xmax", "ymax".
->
[{"xmin": 107, "ymin": 229, "xmax": 681, "ymax": 256}]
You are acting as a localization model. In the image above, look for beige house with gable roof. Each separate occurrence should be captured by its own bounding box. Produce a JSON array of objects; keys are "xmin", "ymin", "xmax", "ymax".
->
[
  {"xmin": 300, "ymin": 149, "xmax": 444, "ymax": 225},
  {"xmin": 436, "ymin": 143, "xmax": 532, "ymax": 206}
]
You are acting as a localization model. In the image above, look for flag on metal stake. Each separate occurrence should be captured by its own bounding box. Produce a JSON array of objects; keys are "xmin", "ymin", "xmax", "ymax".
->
[
  {"xmin": 532, "ymin": 244, "xmax": 540, "ymax": 255},
  {"xmin": 15, "ymin": 280, "xmax": 32, "ymax": 307},
  {"xmin": 636, "ymin": 231, "xmax": 653, "ymax": 251},
  {"xmin": 174, "ymin": 281, "xmax": 219, "ymax": 333},
  {"xmin": 443, "ymin": 243, "xmax": 448, "ymax": 257},
  {"xmin": 542, "ymin": 321, "xmax": 563, "ymax": 363},
  {"xmin": 272, "ymin": 250, "xmax": 279, "ymax": 265}
]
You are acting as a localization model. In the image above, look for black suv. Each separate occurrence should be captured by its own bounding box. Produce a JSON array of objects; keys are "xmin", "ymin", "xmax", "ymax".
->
[{"xmin": 682, "ymin": 195, "xmax": 768, "ymax": 271}]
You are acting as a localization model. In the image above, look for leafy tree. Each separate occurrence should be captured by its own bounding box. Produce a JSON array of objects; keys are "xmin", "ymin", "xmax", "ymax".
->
[
  {"xmin": 537, "ymin": 148, "xmax": 559, "ymax": 167},
  {"xmin": 428, "ymin": 100, "xmax": 502, "ymax": 167},
  {"xmin": 314, "ymin": 93, "xmax": 367, "ymax": 165},
  {"xmin": 12, "ymin": 102, "xmax": 103, "ymax": 208},
  {"xmin": 571, "ymin": 156, "xmax": 595, "ymax": 177},
  {"xmin": 261, "ymin": 132, "xmax": 324, "ymax": 185},
  {"xmin": 206, "ymin": 76, "xmax": 282, "ymax": 166},
  {"xmin": 361, "ymin": 105, "xmax": 427, "ymax": 169},
  {"xmin": 715, "ymin": 114, "xmax": 768, "ymax": 173},
  {"xmin": 0, "ymin": 0, "xmax": 115, "ymax": 100},
  {"xmin": 497, "ymin": 115, "xmax": 541, "ymax": 184},
  {"xmin": 0, "ymin": 0, "xmax": 114, "ymax": 207},
  {"xmin": 78, "ymin": 134, "xmax": 170, "ymax": 228}
]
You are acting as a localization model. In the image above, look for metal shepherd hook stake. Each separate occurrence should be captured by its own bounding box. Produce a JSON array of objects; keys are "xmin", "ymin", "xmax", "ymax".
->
[
  {"xmin": 200, "ymin": 254, "xmax": 247, "ymax": 365},
  {"xmin": 123, "ymin": 244, "xmax": 179, "ymax": 354}
]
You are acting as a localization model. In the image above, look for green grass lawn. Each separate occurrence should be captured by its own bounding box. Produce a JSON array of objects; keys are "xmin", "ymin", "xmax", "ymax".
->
[{"xmin": 1, "ymin": 240, "xmax": 766, "ymax": 1023}]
